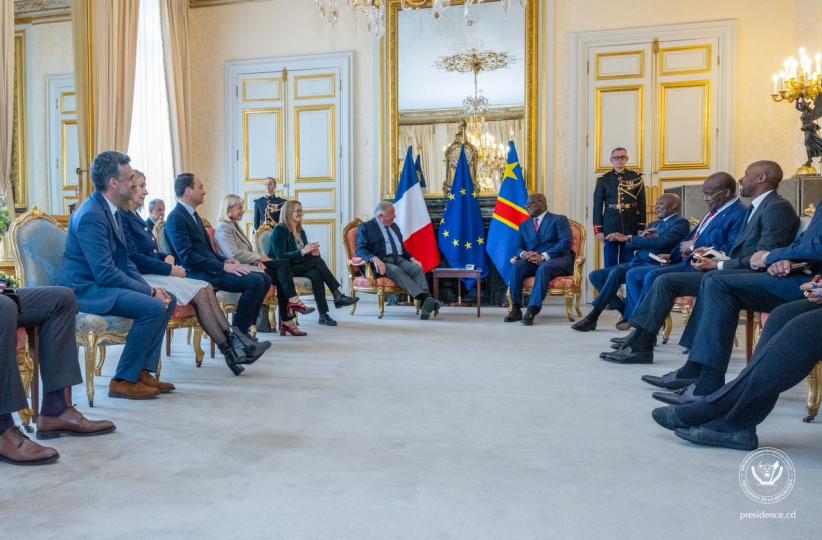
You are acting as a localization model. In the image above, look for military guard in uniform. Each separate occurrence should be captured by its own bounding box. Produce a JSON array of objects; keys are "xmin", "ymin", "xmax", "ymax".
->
[
  {"xmin": 253, "ymin": 176, "xmax": 286, "ymax": 230},
  {"xmin": 593, "ymin": 147, "xmax": 646, "ymax": 267}
]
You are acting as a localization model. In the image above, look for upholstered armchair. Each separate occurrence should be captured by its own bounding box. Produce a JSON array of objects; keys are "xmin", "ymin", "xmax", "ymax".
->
[
  {"xmin": 506, "ymin": 219, "xmax": 587, "ymax": 321},
  {"xmin": 252, "ymin": 222, "xmax": 312, "ymax": 326},
  {"xmin": 9, "ymin": 209, "xmax": 133, "ymax": 407},
  {"xmin": 342, "ymin": 218, "xmax": 420, "ymax": 319}
]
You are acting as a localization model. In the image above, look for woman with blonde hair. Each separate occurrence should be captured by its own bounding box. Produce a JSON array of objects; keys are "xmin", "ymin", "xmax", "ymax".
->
[
  {"xmin": 120, "ymin": 172, "xmax": 268, "ymax": 375},
  {"xmin": 269, "ymin": 199, "xmax": 357, "ymax": 327},
  {"xmin": 215, "ymin": 194, "xmax": 310, "ymax": 336}
]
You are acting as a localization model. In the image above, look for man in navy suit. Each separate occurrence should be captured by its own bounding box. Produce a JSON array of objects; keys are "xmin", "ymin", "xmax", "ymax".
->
[
  {"xmin": 603, "ymin": 161, "xmax": 799, "ymax": 366},
  {"xmin": 572, "ymin": 193, "xmax": 690, "ymax": 332},
  {"xmin": 505, "ymin": 193, "xmax": 574, "ymax": 325},
  {"xmin": 164, "ymin": 173, "xmax": 272, "ymax": 343},
  {"xmin": 356, "ymin": 201, "xmax": 441, "ymax": 320},
  {"xmin": 621, "ymin": 173, "xmax": 745, "ymax": 321},
  {"xmin": 61, "ymin": 151, "xmax": 177, "ymax": 400}
]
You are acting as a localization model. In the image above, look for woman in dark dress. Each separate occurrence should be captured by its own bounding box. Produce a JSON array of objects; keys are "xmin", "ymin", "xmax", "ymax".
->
[{"xmin": 268, "ymin": 200, "xmax": 357, "ymax": 326}]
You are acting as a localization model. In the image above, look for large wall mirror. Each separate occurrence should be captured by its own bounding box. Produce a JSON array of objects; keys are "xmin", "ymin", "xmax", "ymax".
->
[{"xmin": 383, "ymin": 0, "xmax": 538, "ymax": 199}]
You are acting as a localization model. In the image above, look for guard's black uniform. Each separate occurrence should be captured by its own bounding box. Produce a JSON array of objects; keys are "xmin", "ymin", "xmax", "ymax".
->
[
  {"xmin": 593, "ymin": 169, "xmax": 646, "ymax": 267},
  {"xmin": 253, "ymin": 194, "xmax": 286, "ymax": 230}
]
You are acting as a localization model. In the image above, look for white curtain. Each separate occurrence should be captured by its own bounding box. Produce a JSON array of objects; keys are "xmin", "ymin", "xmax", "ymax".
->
[
  {"xmin": 1, "ymin": 2, "xmax": 14, "ymax": 218},
  {"xmin": 129, "ymin": 0, "xmax": 176, "ymax": 217},
  {"xmin": 160, "ymin": 0, "xmax": 190, "ymax": 174}
]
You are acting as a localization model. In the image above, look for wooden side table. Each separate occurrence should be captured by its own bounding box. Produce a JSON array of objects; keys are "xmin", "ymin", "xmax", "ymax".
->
[{"xmin": 432, "ymin": 268, "xmax": 482, "ymax": 317}]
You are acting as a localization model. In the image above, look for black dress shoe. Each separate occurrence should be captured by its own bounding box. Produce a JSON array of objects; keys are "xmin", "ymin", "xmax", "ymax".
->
[
  {"xmin": 600, "ymin": 346, "xmax": 653, "ymax": 364},
  {"xmin": 641, "ymin": 370, "xmax": 696, "ymax": 390},
  {"xmin": 611, "ymin": 329, "xmax": 636, "ymax": 344},
  {"xmin": 571, "ymin": 317, "xmax": 597, "ymax": 332},
  {"xmin": 651, "ymin": 406, "xmax": 691, "ymax": 431},
  {"xmin": 333, "ymin": 294, "xmax": 359, "ymax": 309},
  {"xmin": 504, "ymin": 307, "xmax": 523, "ymax": 322},
  {"xmin": 674, "ymin": 426, "xmax": 758, "ymax": 451},
  {"xmin": 652, "ymin": 383, "xmax": 702, "ymax": 405},
  {"xmin": 521, "ymin": 310, "xmax": 536, "ymax": 326},
  {"xmin": 318, "ymin": 313, "xmax": 338, "ymax": 326},
  {"xmin": 420, "ymin": 297, "xmax": 441, "ymax": 320}
]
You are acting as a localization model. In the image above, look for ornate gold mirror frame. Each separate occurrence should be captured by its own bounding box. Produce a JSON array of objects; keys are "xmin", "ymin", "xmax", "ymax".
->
[{"xmin": 382, "ymin": 0, "xmax": 538, "ymax": 199}]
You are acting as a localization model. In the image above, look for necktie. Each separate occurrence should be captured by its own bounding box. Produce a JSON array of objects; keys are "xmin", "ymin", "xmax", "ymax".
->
[
  {"xmin": 693, "ymin": 210, "xmax": 716, "ymax": 241},
  {"xmin": 534, "ymin": 217, "xmax": 540, "ymax": 231},
  {"xmin": 386, "ymin": 225, "xmax": 399, "ymax": 257},
  {"xmin": 744, "ymin": 204, "xmax": 755, "ymax": 224}
]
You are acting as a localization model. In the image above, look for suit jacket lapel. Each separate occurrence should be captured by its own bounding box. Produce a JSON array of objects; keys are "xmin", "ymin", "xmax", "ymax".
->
[{"xmin": 93, "ymin": 192, "xmax": 126, "ymax": 248}]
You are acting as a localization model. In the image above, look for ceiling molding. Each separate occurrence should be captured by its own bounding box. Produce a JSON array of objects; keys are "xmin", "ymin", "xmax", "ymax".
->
[
  {"xmin": 14, "ymin": 0, "xmax": 70, "ymax": 22},
  {"xmin": 189, "ymin": 0, "xmax": 269, "ymax": 8}
]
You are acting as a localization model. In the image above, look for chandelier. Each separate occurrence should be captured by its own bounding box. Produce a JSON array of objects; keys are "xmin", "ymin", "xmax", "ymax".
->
[{"xmin": 315, "ymin": 0, "xmax": 526, "ymax": 37}]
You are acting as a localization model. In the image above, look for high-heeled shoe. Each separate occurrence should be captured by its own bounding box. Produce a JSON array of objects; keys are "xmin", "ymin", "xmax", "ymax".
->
[
  {"xmin": 279, "ymin": 321, "xmax": 307, "ymax": 336},
  {"xmin": 287, "ymin": 301, "xmax": 315, "ymax": 315}
]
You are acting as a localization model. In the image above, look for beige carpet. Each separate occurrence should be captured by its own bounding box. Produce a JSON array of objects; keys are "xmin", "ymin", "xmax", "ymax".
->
[{"xmin": 2, "ymin": 299, "xmax": 820, "ymax": 539}]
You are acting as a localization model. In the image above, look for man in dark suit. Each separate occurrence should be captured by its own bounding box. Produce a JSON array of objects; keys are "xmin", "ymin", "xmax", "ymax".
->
[
  {"xmin": 0, "ymin": 286, "xmax": 115, "ymax": 466},
  {"xmin": 145, "ymin": 198, "xmax": 165, "ymax": 232},
  {"xmin": 165, "ymin": 173, "xmax": 273, "ymax": 347},
  {"xmin": 593, "ymin": 147, "xmax": 646, "ymax": 267},
  {"xmin": 356, "ymin": 201, "xmax": 441, "ymax": 320},
  {"xmin": 572, "ymin": 193, "xmax": 690, "ymax": 331},
  {"xmin": 61, "ymin": 151, "xmax": 177, "ymax": 400},
  {"xmin": 620, "ymin": 173, "xmax": 746, "ymax": 322},
  {"xmin": 652, "ymin": 291, "xmax": 822, "ymax": 451},
  {"xmin": 253, "ymin": 176, "xmax": 286, "ymax": 230},
  {"xmin": 648, "ymin": 199, "xmax": 822, "ymax": 405},
  {"xmin": 505, "ymin": 193, "xmax": 574, "ymax": 326},
  {"xmin": 602, "ymin": 161, "xmax": 799, "ymax": 365}
]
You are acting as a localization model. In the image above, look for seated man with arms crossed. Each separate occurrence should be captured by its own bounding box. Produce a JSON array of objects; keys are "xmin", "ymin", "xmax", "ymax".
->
[
  {"xmin": 505, "ymin": 193, "xmax": 574, "ymax": 326},
  {"xmin": 0, "ymin": 286, "xmax": 115, "ymax": 465},
  {"xmin": 652, "ymin": 281, "xmax": 822, "ymax": 451},
  {"xmin": 357, "ymin": 201, "xmax": 441, "ymax": 320},
  {"xmin": 165, "ymin": 173, "xmax": 271, "ymax": 358},
  {"xmin": 572, "ymin": 193, "xmax": 690, "ymax": 331},
  {"xmin": 61, "ymin": 151, "xmax": 177, "ymax": 400},
  {"xmin": 601, "ymin": 161, "xmax": 799, "ymax": 365}
]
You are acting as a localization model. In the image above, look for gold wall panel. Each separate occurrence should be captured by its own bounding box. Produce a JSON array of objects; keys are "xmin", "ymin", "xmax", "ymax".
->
[
  {"xmin": 12, "ymin": 31, "xmax": 29, "ymax": 210},
  {"xmin": 659, "ymin": 80, "xmax": 711, "ymax": 171},
  {"xmin": 60, "ymin": 91, "xmax": 76, "ymax": 114},
  {"xmin": 659, "ymin": 45, "xmax": 712, "ymax": 76},
  {"xmin": 595, "ymin": 85, "xmax": 644, "ymax": 173},
  {"xmin": 294, "ymin": 73, "xmax": 336, "ymax": 100},
  {"xmin": 242, "ymin": 77, "xmax": 283, "ymax": 103},
  {"xmin": 294, "ymin": 104, "xmax": 336, "ymax": 183},
  {"xmin": 596, "ymin": 50, "xmax": 645, "ymax": 80},
  {"xmin": 61, "ymin": 119, "xmax": 78, "ymax": 189},
  {"xmin": 243, "ymin": 107, "xmax": 284, "ymax": 183},
  {"xmin": 301, "ymin": 218, "xmax": 337, "ymax": 274},
  {"xmin": 294, "ymin": 187, "xmax": 336, "ymax": 213}
]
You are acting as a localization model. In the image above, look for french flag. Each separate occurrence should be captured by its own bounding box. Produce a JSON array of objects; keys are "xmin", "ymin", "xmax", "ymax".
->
[{"xmin": 394, "ymin": 147, "xmax": 441, "ymax": 272}]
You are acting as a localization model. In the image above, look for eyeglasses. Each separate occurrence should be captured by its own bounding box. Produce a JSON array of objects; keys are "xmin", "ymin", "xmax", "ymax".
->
[
  {"xmin": 293, "ymin": 210, "xmax": 305, "ymax": 215},
  {"xmin": 611, "ymin": 155, "xmax": 629, "ymax": 161}
]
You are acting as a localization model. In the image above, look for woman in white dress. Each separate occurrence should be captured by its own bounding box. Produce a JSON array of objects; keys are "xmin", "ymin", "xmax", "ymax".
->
[{"xmin": 120, "ymin": 172, "xmax": 263, "ymax": 375}]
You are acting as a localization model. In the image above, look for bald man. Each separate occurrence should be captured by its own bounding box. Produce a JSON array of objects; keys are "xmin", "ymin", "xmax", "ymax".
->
[
  {"xmin": 603, "ymin": 161, "xmax": 801, "ymax": 370},
  {"xmin": 572, "ymin": 193, "xmax": 690, "ymax": 331}
]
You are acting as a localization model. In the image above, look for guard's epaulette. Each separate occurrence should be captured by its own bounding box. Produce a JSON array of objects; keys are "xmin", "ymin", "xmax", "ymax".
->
[{"xmin": 253, "ymin": 196, "xmax": 265, "ymax": 203}]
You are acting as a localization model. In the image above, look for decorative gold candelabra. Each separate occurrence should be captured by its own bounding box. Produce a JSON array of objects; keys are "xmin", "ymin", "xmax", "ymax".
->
[{"xmin": 771, "ymin": 48, "xmax": 822, "ymax": 175}]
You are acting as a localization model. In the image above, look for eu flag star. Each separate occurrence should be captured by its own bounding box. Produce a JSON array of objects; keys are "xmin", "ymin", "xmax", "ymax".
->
[
  {"xmin": 460, "ymin": 188, "xmax": 466, "ymax": 195},
  {"xmin": 442, "ymin": 230, "xmax": 449, "ymax": 237},
  {"xmin": 465, "ymin": 242, "xmax": 472, "ymax": 250},
  {"xmin": 452, "ymin": 239, "xmax": 459, "ymax": 247},
  {"xmin": 448, "ymin": 193, "xmax": 456, "ymax": 200},
  {"xmin": 471, "ymin": 191, "xmax": 479, "ymax": 198},
  {"xmin": 477, "ymin": 237, "xmax": 484, "ymax": 244}
]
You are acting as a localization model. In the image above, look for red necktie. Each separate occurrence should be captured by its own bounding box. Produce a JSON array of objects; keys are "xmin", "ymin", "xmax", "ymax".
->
[
  {"xmin": 534, "ymin": 217, "xmax": 540, "ymax": 231},
  {"xmin": 693, "ymin": 210, "xmax": 716, "ymax": 241}
]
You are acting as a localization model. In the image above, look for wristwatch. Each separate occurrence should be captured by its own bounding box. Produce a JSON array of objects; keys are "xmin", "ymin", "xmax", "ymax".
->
[{"xmin": 151, "ymin": 287, "xmax": 156, "ymax": 297}]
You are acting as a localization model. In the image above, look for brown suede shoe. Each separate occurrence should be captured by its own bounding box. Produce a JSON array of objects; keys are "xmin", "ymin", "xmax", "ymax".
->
[
  {"xmin": 0, "ymin": 426, "xmax": 59, "ymax": 466},
  {"xmin": 36, "ymin": 406, "xmax": 116, "ymax": 440},
  {"xmin": 108, "ymin": 379, "xmax": 160, "ymax": 400},
  {"xmin": 139, "ymin": 371, "xmax": 176, "ymax": 394}
]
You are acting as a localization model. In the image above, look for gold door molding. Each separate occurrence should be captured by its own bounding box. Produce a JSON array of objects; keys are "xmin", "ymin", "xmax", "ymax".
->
[
  {"xmin": 243, "ymin": 107, "xmax": 285, "ymax": 183},
  {"xmin": 595, "ymin": 85, "xmax": 644, "ymax": 173},
  {"xmin": 301, "ymin": 218, "xmax": 337, "ymax": 274},
  {"xmin": 595, "ymin": 50, "xmax": 645, "ymax": 81},
  {"xmin": 293, "ymin": 73, "xmax": 336, "ymax": 101},
  {"xmin": 242, "ymin": 77, "xmax": 283, "ymax": 103},
  {"xmin": 12, "ymin": 30, "xmax": 29, "ymax": 210},
  {"xmin": 294, "ymin": 104, "xmax": 336, "ymax": 183},
  {"xmin": 60, "ymin": 91, "xmax": 76, "ymax": 114},
  {"xmin": 659, "ymin": 45, "xmax": 712, "ymax": 76},
  {"xmin": 294, "ymin": 187, "xmax": 337, "ymax": 214},
  {"xmin": 658, "ymin": 80, "xmax": 711, "ymax": 171},
  {"xmin": 61, "ymin": 120, "xmax": 79, "ymax": 189}
]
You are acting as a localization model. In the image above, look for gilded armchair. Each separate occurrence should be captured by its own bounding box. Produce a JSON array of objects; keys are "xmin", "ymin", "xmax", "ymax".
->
[
  {"xmin": 506, "ymin": 219, "xmax": 587, "ymax": 321},
  {"xmin": 342, "ymin": 217, "xmax": 420, "ymax": 319}
]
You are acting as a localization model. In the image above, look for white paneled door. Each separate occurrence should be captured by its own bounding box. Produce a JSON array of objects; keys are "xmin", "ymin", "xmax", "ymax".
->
[
  {"xmin": 228, "ymin": 54, "xmax": 352, "ymax": 285},
  {"xmin": 47, "ymin": 74, "xmax": 79, "ymax": 214}
]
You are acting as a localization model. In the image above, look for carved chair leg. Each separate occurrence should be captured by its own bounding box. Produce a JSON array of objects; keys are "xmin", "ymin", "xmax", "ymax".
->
[
  {"xmin": 564, "ymin": 293, "xmax": 575, "ymax": 322},
  {"xmin": 415, "ymin": 298, "xmax": 421, "ymax": 315},
  {"xmin": 83, "ymin": 332, "xmax": 98, "ymax": 407},
  {"xmin": 351, "ymin": 294, "xmax": 359, "ymax": 315},
  {"xmin": 803, "ymin": 362, "xmax": 822, "ymax": 422},
  {"xmin": 267, "ymin": 303, "xmax": 277, "ymax": 330},
  {"xmin": 95, "ymin": 345, "xmax": 107, "ymax": 376},
  {"xmin": 505, "ymin": 288, "xmax": 513, "ymax": 311},
  {"xmin": 662, "ymin": 314, "xmax": 673, "ymax": 345},
  {"xmin": 16, "ymin": 350, "xmax": 34, "ymax": 426},
  {"xmin": 166, "ymin": 328, "xmax": 173, "ymax": 356},
  {"xmin": 575, "ymin": 291, "xmax": 583, "ymax": 318},
  {"xmin": 377, "ymin": 290, "xmax": 385, "ymax": 319},
  {"xmin": 186, "ymin": 327, "xmax": 192, "ymax": 345},
  {"xmin": 192, "ymin": 326, "xmax": 205, "ymax": 367}
]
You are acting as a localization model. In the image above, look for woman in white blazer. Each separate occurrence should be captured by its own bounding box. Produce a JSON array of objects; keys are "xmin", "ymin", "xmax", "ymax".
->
[{"xmin": 215, "ymin": 195, "xmax": 310, "ymax": 335}]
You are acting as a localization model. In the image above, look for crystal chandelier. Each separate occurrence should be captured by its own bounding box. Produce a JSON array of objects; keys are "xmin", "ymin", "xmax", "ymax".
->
[{"xmin": 315, "ymin": 0, "xmax": 386, "ymax": 38}]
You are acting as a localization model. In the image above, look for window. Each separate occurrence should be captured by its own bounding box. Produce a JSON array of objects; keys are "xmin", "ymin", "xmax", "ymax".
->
[{"xmin": 128, "ymin": 0, "xmax": 175, "ymax": 218}]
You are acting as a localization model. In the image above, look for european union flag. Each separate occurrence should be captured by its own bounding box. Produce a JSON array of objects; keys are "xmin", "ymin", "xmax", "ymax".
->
[
  {"xmin": 487, "ymin": 141, "xmax": 530, "ymax": 285},
  {"xmin": 437, "ymin": 146, "xmax": 487, "ymax": 289},
  {"xmin": 414, "ymin": 154, "xmax": 427, "ymax": 191}
]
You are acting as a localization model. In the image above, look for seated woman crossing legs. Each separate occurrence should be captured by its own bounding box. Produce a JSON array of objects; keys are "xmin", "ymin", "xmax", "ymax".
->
[
  {"xmin": 121, "ymin": 171, "xmax": 268, "ymax": 375},
  {"xmin": 215, "ymin": 194, "xmax": 310, "ymax": 336}
]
